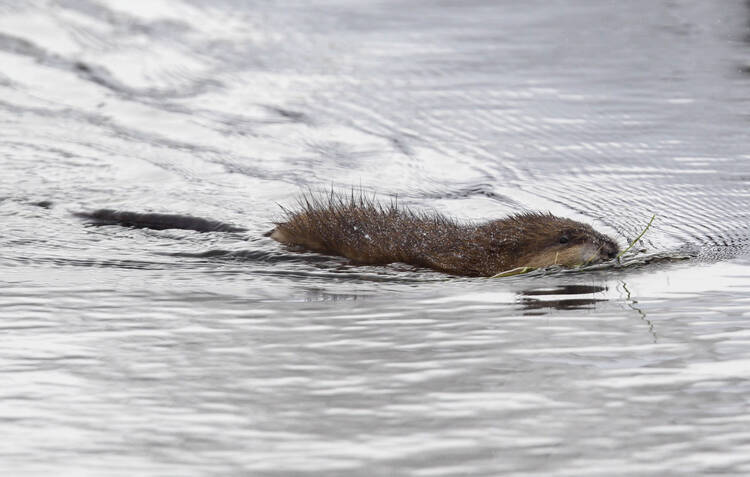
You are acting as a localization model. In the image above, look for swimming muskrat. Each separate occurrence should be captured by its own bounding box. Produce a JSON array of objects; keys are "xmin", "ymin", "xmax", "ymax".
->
[{"xmin": 269, "ymin": 194, "xmax": 620, "ymax": 277}]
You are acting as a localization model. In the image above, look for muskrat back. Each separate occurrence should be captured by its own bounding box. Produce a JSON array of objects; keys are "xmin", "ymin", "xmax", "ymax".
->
[{"xmin": 270, "ymin": 193, "xmax": 619, "ymax": 277}]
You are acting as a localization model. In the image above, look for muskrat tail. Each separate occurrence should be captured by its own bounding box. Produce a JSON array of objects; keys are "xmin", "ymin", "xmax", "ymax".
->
[{"xmin": 75, "ymin": 209, "xmax": 247, "ymax": 233}]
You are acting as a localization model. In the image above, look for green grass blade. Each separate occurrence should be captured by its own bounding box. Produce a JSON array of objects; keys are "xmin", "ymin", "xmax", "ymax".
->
[{"xmin": 616, "ymin": 214, "xmax": 656, "ymax": 260}]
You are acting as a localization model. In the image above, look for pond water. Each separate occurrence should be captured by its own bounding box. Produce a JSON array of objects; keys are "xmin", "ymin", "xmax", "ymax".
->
[{"xmin": 2, "ymin": 0, "xmax": 750, "ymax": 475}]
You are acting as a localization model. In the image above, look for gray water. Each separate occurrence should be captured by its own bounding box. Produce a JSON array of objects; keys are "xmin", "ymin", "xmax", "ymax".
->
[{"xmin": 2, "ymin": 0, "xmax": 750, "ymax": 475}]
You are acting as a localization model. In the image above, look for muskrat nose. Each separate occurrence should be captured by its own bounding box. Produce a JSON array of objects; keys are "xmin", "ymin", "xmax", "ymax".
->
[{"xmin": 603, "ymin": 247, "xmax": 618, "ymax": 260}]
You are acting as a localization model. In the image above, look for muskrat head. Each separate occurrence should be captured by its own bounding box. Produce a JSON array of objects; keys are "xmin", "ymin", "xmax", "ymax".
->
[{"xmin": 489, "ymin": 213, "xmax": 620, "ymax": 270}]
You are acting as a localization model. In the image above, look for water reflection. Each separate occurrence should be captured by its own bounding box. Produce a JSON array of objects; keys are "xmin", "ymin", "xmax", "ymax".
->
[
  {"xmin": 3, "ymin": 0, "xmax": 750, "ymax": 475},
  {"xmin": 620, "ymin": 281, "xmax": 657, "ymax": 342},
  {"xmin": 517, "ymin": 284, "xmax": 607, "ymax": 312},
  {"xmin": 519, "ymin": 285, "xmax": 606, "ymax": 296}
]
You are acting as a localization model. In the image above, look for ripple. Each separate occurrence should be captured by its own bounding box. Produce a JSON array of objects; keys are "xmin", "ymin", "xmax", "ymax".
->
[{"xmin": 3, "ymin": 0, "xmax": 750, "ymax": 476}]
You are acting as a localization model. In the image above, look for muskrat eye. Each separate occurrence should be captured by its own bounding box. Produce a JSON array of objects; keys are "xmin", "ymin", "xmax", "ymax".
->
[{"xmin": 559, "ymin": 236, "xmax": 569, "ymax": 244}]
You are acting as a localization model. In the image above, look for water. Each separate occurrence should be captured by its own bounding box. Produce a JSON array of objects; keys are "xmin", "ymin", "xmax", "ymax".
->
[{"xmin": 2, "ymin": 0, "xmax": 750, "ymax": 475}]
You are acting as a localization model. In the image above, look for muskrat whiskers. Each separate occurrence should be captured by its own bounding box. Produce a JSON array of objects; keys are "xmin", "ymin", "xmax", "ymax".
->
[{"xmin": 585, "ymin": 244, "xmax": 605, "ymax": 266}]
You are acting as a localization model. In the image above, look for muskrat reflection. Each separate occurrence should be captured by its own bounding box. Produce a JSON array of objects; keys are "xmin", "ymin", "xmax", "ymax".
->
[{"xmin": 518, "ymin": 284, "xmax": 608, "ymax": 313}]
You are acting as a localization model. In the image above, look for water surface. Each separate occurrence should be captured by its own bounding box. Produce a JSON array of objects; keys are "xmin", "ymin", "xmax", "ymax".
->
[{"xmin": 2, "ymin": 0, "xmax": 750, "ymax": 475}]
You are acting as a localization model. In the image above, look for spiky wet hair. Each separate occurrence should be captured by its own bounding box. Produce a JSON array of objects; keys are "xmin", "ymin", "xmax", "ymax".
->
[{"xmin": 271, "ymin": 191, "xmax": 618, "ymax": 276}]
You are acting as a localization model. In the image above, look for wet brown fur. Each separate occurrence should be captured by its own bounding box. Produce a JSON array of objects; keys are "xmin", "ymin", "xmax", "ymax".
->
[{"xmin": 270, "ymin": 192, "xmax": 619, "ymax": 277}]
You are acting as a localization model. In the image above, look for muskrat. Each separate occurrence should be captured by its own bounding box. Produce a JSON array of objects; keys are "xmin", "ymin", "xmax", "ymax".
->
[{"xmin": 269, "ymin": 193, "xmax": 620, "ymax": 277}]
